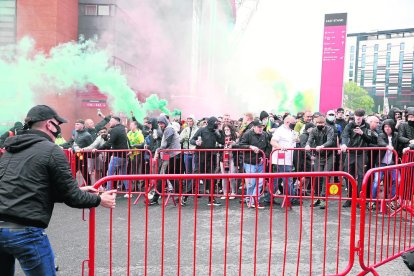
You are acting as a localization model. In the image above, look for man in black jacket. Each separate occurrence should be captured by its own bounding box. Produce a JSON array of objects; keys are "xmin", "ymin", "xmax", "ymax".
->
[
  {"xmin": 103, "ymin": 116, "xmax": 131, "ymax": 192},
  {"xmin": 237, "ymin": 119, "xmax": 272, "ymax": 209},
  {"xmin": 340, "ymin": 109, "xmax": 373, "ymax": 207},
  {"xmin": 190, "ymin": 116, "xmax": 222, "ymax": 206},
  {"xmin": 398, "ymin": 107, "xmax": 414, "ymax": 152},
  {"xmin": 305, "ymin": 115, "xmax": 336, "ymax": 208},
  {"xmin": 0, "ymin": 105, "xmax": 116, "ymax": 275}
]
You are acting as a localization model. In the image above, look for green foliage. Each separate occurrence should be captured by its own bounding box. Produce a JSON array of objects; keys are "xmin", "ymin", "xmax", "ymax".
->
[{"xmin": 343, "ymin": 82, "xmax": 375, "ymax": 113}]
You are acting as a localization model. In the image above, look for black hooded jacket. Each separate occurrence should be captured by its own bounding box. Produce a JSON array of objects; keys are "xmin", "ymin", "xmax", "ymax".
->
[
  {"xmin": 388, "ymin": 107, "xmax": 402, "ymax": 124},
  {"xmin": 398, "ymin": 108, "xmax": 414, "ymax": 146},
  {"xmin": 0, "ymin": 130, "xmax": 101, "ymax": 228},
  {"xmin": 378, "ymin": 119, "xmax": 405, "ymax": 163},
  {"xmin": 0, "ymin": 122, "xmax": 23, "ymax": 148},
  {"xmin": 190, "ymin": 117, "xmax": 221, "ymax": 149}
]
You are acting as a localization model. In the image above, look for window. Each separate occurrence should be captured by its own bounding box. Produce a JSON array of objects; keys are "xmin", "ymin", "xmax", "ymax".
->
[
  {"xmin": 84, "ymin": 5, "xmax": 97, "ymax": 16},
  {"xmin": 98, "ymin": 5, "xmax": 110, "ymax": 16},
  {"xmin": 82, "ymin": 4, "xmax": 114, "ymax": 16},
  {"xmin": 0, "ymin": 0, "xmax": 16, "ymax": 46}
]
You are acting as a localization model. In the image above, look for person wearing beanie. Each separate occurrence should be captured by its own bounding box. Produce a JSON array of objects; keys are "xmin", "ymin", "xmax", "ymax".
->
[{"xmin": 260, "ymin": 110, "xmax": 278, "ymax": 133}]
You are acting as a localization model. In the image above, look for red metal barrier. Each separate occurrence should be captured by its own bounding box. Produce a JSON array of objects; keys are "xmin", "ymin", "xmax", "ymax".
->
[
  {"xmin": 358, "ymin": 162, "xmax": 414, "ymax": 275},
  {"xmin": 402, "ymin": 150, "xmax": 414, "ymax": 163},
  {"xmin": 270, "ymin": 147, "xmax": 399, "ymax": 200},
  {"xmin": 84, "ymin": 171, "xmax": 358, "ymax": 276}
]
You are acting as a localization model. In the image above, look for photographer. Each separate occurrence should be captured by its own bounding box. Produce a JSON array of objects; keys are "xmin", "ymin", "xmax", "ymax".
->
[{"xmin": 340, "ymin": 109, "xmax": 373, "ymax": 207}]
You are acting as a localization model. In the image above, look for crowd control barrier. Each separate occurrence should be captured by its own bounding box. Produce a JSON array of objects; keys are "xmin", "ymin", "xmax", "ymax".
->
[
  {"xmin": 358, "ymin": 162, "xmax": 414, "ymax": 275},
  {"xmin": 83, "ymin": 171, "xmax": 358, "ymax": 276}
]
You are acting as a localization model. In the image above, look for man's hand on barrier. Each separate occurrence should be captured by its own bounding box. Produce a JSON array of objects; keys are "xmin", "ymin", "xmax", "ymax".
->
[
  {"xmin": 249, "ymin": 145, "xmax": 260, "ymax": 153},
  {"xmin": 316, "ymin": 145, "xmax": 324, "ymax": 152},
  {"xmin": 403, "ymin": 147, "xmax": 410, "ymax": 154},
  {"xmin": 100, "ymin": 190, "xmax": 117, "ymax": 209},
  {"xmin": 80, "ymin": 186, "xmax": 99, "ymax": 195},
  {"xmin": 304, "ymin": 145, "xmax": 311, "ymax": 151},
  {"xmin": 387, "ymin": 145, "xmax": 394, "ymax": 151},
  {"xmin": 340, "ymin": 144, "xmax": 348, "ymax": 152}
]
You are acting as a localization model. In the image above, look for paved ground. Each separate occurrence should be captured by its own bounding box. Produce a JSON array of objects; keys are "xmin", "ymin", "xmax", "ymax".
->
[{"xmin": 14, "ymin": 195, "xmax": 414, "ymax": 275}]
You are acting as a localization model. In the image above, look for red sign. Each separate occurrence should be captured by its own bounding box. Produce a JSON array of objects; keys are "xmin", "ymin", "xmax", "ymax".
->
[{"xmin": 319, "ymin": 13, "xmax": 347, "ymax": 113}]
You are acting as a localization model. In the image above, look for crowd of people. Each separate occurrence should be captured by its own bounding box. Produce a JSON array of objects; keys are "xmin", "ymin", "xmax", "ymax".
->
[{"xmin": 2, "ymin": 106, "xmax": 414, "ymax": 210}]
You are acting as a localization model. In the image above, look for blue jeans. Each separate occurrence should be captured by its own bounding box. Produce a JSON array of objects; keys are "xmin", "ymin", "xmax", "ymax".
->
[
  {"xmin": 0, "ymin": 227, "xmax": 56, "ymax": 276},
  {"xmin": 243, "ymin": 163, "xmax": 264, "ymax": 204},
  {"xmin": 272, "ymin": 165, "xmax": 294, "ymax": 201},
  {"xmin": 183, "ymin": 153, "xmax": 194, "ymax": 193},
  {"xmin": 107, "ymin": 157, "xmax": 129, "ymax": 191},
  {"xmin": 372, "ymin": 164, "xmax": 398, "ymax": 199}
]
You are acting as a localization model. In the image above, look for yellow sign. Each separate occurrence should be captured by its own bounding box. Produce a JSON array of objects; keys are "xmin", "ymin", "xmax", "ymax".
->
[{"xmin": 328, "ymin": 183, "xmax": 340, "ymax": 196}]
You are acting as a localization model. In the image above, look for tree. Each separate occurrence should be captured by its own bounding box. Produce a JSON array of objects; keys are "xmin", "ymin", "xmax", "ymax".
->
[{"xmin": 343, "ymin": 82, "xmax": 375, "ymax": 113}]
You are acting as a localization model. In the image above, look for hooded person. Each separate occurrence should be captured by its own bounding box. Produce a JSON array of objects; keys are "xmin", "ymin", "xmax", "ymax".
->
[
  {"xmin": 260, "ymin": 110, "xmax": 277, "ymax": 133},
  {"xmin": 0, "ymin": 122, "xmax": 24, "ymax": 148},
  {"xmin": 190, "ymin": 116, "xmax": 223, "ymax": 206},
  {"xmin": 371, "ymin": 119, "xmax": 406, "ymax": 207},
  {"xmin": 0, "ymin": 105, "xmax": 116, "ymax": 274},
  {"xmin": 398, "ymin": 107, "xmax": 414, "ymax": 149},
  {"xmin": 388, "ymin": 107, "xmax": 403, "ymax": 129},
  {"xmin": 149, "ymin": 115, "xmax": 182, "ymax": 205}
]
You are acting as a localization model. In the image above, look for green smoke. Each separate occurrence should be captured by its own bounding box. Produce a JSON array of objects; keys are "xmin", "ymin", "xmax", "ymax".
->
[{"xmin": 0, "ymin": 37, "xmax": 172, "ymax": 132}]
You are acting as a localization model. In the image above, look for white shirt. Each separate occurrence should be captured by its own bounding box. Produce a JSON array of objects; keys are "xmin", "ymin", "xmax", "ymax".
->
[
  {"xmin": 381, "ymin": 136, "xmax": 394, "ymax": 165},
  {"xmin": 271, "ymin": 125, "xmax": 297, "ymax": 165}
]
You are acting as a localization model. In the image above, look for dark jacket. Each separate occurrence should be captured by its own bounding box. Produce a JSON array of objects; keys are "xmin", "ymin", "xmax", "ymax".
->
[
  {"xmin": 341, "ymin": 120, "xmax": 373, "ymax": 150},
  {"xmin": 0, "ymin": 122, "xmax": 23, "ymax": 148},
  {"xmin": 388, "ymin": 107, "xmax": 402, "ymax": 125},
  {"xmin": 306, "ymin": 125, "xmax": 336, "ymax": 148},
  {"xmin": 335, "ymin": 118, "xmax": 347, "ymax": 136},
  {"xmin": 144, "ymin": 118, "xmax": 162, "ymax": 154},
  {"xmin": 398, "ymin": 122, "xmax": 414, "ymax": 146},
  {"xmin": 190, "ymin": 117, "xmax": 221, "ymax": 149},
  {"xmin": 87, "ymin": 115, "xmax": 111, "ymax": 140},
  {"xmin": 103, "ymin": 123, "xmax": 130, "ymax": 151},
  {"xmin": 0, "ymin": 130, "xmax": 101, "ymax": 228},
  {"xmin": 61, "ymin": 129, "xmax": 93, "ymax": 149},
  {"xmin": 237, "ymin": 129, "xmax": 272, "ymax": 165},
  {"xmin": 378, "ymin": 119, "xmax": 405, "ymax": 162}
]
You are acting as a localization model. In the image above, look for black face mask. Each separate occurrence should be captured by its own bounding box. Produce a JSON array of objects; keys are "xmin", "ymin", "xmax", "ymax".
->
[
  {"xmin": 49, "ymin": 121, "xmax": 61, "ymax": 138},
  {"xmin": 289, "ymin": 123, "xmax": 295, "ymax": 130},
  {"xmin": 408, "ymin": 121, "xmax": 414, "ymax": 127},
  {"xmin": 317, "ymin": 125, "xmax": 324, "ymax": 131}
]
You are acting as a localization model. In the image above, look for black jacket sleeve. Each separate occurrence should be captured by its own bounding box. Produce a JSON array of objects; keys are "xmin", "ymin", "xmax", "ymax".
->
[
  {"xmin": 95, "ymin": 116, "xmax": 111, "ymax": 132},
  {"xmin": 322, "ymin": 127, "xmax": 336, "ymax": 148},
  {"xmin": 190, "ymin": 128, "xmax": 202, "ymax": 146},
  {"xmin": 49, "ymin": 147, "xmax": 101, "ymax": 208}
]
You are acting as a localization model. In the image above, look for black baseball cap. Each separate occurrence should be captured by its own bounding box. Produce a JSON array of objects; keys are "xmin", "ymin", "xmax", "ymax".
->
[
  {"xmin": 25, "ymin": 105, "xmax": 67, "ymax": 125},
  {"xmin": 252, "ymin": 119, "xmax": 265, "ymax": 127}
]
